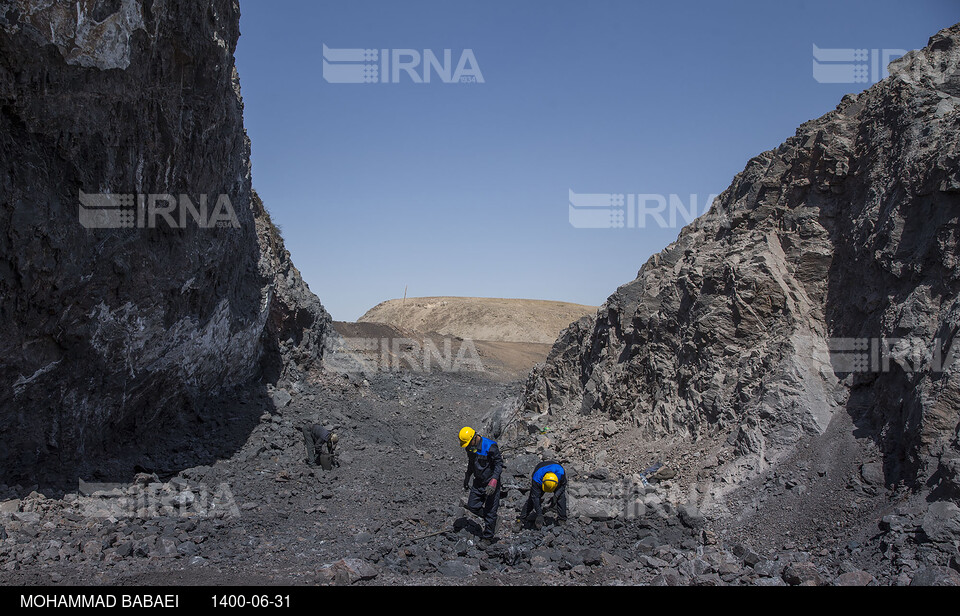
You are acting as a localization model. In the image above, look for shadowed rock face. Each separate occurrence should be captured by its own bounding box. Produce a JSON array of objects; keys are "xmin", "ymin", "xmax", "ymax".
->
[
  {"xmin": 0, "ymin": 1, "xmax": 331, "ymax": 483},
  {"xmin": 521, "ymin": 24, "xmax": 960, "ymax": 493}
]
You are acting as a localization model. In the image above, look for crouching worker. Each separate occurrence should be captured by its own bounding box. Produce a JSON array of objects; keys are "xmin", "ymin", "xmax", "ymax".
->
[
  {"xmin": 520, "ymin": 461, "xmax": 567, "ymax": 528},
  {"xmin": 303, "ymin": 424, "xmax": 339, "ymax": 470}
]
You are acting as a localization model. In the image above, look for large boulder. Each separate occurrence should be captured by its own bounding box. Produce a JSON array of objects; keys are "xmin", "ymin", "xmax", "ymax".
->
[{"xmin": 921, "ymin": 501, "xmax": 960, "ymax": 543}]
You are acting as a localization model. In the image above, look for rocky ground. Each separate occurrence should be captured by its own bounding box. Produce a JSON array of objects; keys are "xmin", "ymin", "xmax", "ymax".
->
[{"xmin": 1, "ymin": 360, "xmax": 958, "ymax": 587}]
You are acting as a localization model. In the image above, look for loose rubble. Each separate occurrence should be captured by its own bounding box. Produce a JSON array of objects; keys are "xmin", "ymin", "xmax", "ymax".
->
[{"xmin": 1, "ymin": 366, "xmax": 957, "ymax": 586}]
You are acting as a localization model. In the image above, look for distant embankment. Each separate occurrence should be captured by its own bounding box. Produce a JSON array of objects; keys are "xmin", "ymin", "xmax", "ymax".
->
[{"xmin": 358, "ymin": 297, "xmax": 598, "ymax": 344}]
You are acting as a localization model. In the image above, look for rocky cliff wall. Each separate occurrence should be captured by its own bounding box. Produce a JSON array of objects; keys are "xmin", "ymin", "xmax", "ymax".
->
[
  {"xmin": 0, "ymin": 0, "xmax": 331, "ymax": 484},
  {"xmin": 520, "ymin": 24, "xmax": 960, "ymax": 496}
]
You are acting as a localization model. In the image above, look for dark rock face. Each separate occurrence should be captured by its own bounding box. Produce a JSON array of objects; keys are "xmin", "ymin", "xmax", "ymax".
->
[
  {"xmin": 0, "ymin": 0, "xmax": 331, "ymax": 484},
  {"xmin": 522, "ymin": 24, "xmax": 960, "ymax": 491}
]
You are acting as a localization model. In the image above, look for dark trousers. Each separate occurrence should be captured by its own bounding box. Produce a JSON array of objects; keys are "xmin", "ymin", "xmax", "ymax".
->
[
  {"xmin": 466, "ymin": 484, "xmax": 500, "ymax": 539},
  {"xmin": 302, "ymin": 427, "xmax": 319, "ymax": 465},
  {"xmin": 520, "ymin": 483, "xmax": 568, "ymax": 521}
]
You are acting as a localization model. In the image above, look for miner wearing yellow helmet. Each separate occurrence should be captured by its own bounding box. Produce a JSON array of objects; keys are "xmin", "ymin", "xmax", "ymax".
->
[
  {"xmin": 520, "ymin": 461, "xmax": 567, "ymax": 529},
  {"xmin": 458, "ymin": 427, "xmax": 503, "ymax": 544}
]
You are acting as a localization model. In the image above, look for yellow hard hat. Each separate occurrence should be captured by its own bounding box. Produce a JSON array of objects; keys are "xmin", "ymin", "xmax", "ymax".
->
[
  {"xmin": 458, "ymin": 427, "xmax": 476, "ymax": 448},
  {"xmin": 542, "ymin": 473, "xmax": 559, "ymax": 493}
]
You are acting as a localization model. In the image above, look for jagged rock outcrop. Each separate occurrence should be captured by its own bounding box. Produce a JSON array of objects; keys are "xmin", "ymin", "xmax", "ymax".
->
[
  {"xmin": 521, "ymin": 24, "xmax": 960, "ymax": 494},
  {"xmin": 0, "ymin": 0, "xmax": 331, "ymax": 484},
  {"xmin": 253, "ymin": 194, "xmax": 333, "ymax": 387}
]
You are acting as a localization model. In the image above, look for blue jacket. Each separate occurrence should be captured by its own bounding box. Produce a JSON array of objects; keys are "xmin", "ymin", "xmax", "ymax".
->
[
  {"xmin": 464, "ymin": 437, "xmax": 503, "ymax": 486},
  {"xmin": 527, "ymin": 461, "xmax": 567, "ymax": 519},
  {"xmin": 533, "ymin": 463, "xmax": 565, "ymax": 487}
]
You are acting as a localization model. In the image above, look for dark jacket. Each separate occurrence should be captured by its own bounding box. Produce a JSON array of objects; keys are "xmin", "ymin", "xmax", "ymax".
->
[
  {"xmin": 464, "ymin": 436, "xmax": 503, "ymax": 487},
  {"xmin": 303, "ymin": 424, "xmax": 336, "ymax": 467},
  {"xmin": 308, "ymin": 424, "xmax": 331, "ymax": 444}
]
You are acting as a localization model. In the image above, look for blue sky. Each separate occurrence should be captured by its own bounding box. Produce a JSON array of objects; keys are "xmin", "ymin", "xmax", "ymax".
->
[{"xmin": 235, "ymin": 1, "xmax": 959, "ymax": 321}]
